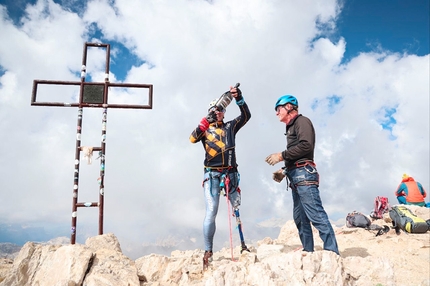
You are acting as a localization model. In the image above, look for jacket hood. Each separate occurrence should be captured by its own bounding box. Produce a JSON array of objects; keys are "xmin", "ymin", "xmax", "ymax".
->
[{"xmin": 402, "ymin": 176, "xmax": 415, "ymax": 183}]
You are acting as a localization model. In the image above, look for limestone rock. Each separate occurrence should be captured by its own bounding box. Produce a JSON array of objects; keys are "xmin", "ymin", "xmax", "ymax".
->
[
  {"xmin": 0, "ymin": 233, "xmax": 138, "ymax": 286},
  {"xmin": 85, "ymin": 232, "xmax": 122, "ymax": 253},
  {"xmin": 84, "ymin": 248, "xmax": 139, "ymax": 286},
  {"xmin": 0, "ymin": 259, "xmax": 13, "ymax": 283}
]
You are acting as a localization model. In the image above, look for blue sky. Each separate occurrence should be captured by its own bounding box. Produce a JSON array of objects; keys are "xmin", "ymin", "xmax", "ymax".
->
[
  {"xmin": 338, "ymin": 0, "xmax": 429, "ymax": 61},
  {"xmin": 0, "ymin": 0, "xmax": 429, "ymax": 259}
]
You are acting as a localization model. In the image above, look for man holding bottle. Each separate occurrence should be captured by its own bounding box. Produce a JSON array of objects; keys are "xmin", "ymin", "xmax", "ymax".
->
[{"xmin": 189, "ymin": 84, "xmax": 251, "ymax": 269}]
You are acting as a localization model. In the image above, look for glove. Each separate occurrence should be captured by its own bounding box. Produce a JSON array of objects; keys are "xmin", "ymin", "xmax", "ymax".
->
[
  {"xmin": 199, "ymin": 117, "xmax": 210, "ymax": 131},
  {"xmin": 265, "ymin": 152, "xmax": 283, "ymax": 166},
  {"xmin": 206, "ymin": 110, "xmax": 217, "ymax": 123},
  {"xmin": 233, "ymin": 87, "xmax": 242, "ymax": 98},
  {"xmin": 231, "ymin": 85, "xmax": 242, "ymax": 99},
  {"xmin": 237, "ymin": 87, "xmax": 242, "ymax": 98},
  {"xmin": 272, "ymin": 169, "xmax": 285, "ymax": 183}
]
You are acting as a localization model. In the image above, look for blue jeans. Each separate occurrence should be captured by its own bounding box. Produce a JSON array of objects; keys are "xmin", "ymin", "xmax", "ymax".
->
[
  {"xmin": 202, "ymin": 170, "xmax": 241, "ymax": 251},
  {"xmin": 286, "ymin": 164, "xmax": 339, "ymax": 255}
]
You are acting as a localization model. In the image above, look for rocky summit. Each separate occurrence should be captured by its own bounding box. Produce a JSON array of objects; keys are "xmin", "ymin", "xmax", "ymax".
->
[{"xmin": 0, "ymin": 205, "xmax": 429, "ymax": 286}]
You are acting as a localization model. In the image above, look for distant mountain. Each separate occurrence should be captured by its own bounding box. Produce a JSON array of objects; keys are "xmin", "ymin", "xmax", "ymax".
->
[
  {"xmin": 0, "ymin": 236, "xmax": 70, "ymax": 259},
  {"xmin": 0, "ymin": 223, "xmax": 69, "ymax": 246},
  {"xmin": 0, "ymin": 242, "xmax": 21, "ymax": 259}
]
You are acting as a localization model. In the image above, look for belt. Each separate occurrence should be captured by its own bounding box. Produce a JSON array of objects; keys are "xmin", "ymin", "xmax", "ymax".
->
[
  {"xmin": 205, "ymin": 167, "xmax": 238, "ymax": 173},
  {"xmin": 287, "ymin": 159, "xmax": 315, "ymax": 170}
]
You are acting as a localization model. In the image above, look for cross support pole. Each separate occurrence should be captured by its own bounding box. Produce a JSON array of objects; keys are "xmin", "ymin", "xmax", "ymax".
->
[{"xmin": 31, "ymin": 42, "xmax": 153, "ymax": 244}]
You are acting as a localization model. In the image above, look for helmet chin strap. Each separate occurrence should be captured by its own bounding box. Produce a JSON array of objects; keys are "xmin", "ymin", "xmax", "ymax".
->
[{"xmin": 286, "ymin": 106, "xmax": 296, "ymax": 114}]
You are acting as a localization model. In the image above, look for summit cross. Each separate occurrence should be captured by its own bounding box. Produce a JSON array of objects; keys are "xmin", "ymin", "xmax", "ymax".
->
[{"xmin": 31, "ymin": 42, "xmax": 153, "ymax": 244}]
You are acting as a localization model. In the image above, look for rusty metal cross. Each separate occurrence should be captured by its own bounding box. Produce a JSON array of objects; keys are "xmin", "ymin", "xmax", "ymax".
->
[{"xmin": 31, "ymin": 42, "xmax": 153, "ymax": 244}]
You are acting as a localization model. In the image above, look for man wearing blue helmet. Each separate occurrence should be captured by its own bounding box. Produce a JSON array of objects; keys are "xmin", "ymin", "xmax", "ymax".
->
[{"xmin": 265, "ymin": 95, "xmax": 339, "ymax": 255}]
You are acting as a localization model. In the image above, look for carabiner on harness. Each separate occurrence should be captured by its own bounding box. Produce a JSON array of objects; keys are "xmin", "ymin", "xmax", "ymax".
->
[{"xmin": 219, "ymin": 174, "xmax": 226, "ymax": 196}]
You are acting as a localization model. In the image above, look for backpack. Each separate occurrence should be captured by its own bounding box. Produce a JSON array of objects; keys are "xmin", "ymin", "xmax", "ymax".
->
[
  {"xmin": 389, "ymin": 205, "xmax": 429, "ymax": 234},
  {"xmin": 370, "ymin": 196, "xmax": 390, "ymax": 219},
  {"xmin": 346, "ymin": 211, "xmax": 371, "ymax": 228}
]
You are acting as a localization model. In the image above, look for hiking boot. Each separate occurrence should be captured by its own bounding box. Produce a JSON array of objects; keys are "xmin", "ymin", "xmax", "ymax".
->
[{"xmin": 203, "ymin": 251, "xmax": 213, "ymax": 270}]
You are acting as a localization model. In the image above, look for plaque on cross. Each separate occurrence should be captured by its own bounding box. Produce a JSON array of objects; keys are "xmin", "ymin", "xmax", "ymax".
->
[{"xmin": 31, "ymin": 42, "xmax": 153, "ymax": 244}]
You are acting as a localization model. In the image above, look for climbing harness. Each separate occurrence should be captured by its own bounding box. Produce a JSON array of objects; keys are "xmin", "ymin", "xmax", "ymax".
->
[{"xmin": 285, "ymin": 160, "xmax": 319, "ymax": 190}]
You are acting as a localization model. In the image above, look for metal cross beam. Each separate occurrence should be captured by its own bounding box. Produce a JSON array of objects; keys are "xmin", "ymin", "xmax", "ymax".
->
[{"xmin": 31, "ymin": 42, "xmax": 153, "ymax": 244}]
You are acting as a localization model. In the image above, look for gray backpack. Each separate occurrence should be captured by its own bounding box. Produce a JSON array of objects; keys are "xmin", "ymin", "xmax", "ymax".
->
[{"xmin": 346, "ymin": 211, "xmax": 371, "ymax": 228}]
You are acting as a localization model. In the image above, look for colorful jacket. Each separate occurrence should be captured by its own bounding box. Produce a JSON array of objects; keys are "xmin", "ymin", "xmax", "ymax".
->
[
  {"xmin": 190, "ymin": 99, "xmax": 251, "ymax": 169},
  {"xmin": 395, "ymin": 176, "xmax": 427, "ymax": 204}
]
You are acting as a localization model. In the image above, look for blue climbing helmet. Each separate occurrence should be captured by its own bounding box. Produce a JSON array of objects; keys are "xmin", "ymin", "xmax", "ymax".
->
[{"xmin": 274, "ymin": 95, "xmax": 298, "ymax": 110}]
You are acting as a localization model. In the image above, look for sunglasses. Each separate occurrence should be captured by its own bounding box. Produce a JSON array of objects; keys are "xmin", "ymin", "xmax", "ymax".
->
[{"xmin": 216, "ymin": 107, "xmax": 226, "ymax": 113}]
